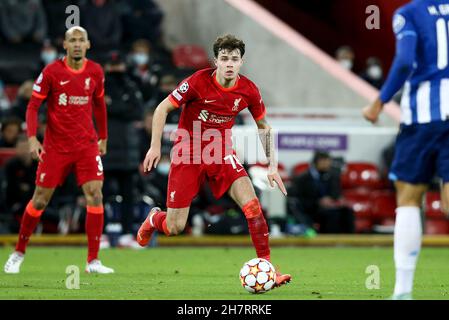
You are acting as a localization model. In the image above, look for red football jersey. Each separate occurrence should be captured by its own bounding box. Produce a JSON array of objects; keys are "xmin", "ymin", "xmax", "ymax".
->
[
  {"xmin": 168, "ymin": 68, "xmax": 266, "ymax": 161},
  {"xmin": 31, "ymin": 57, "xmax": 105, "ymax": 153}
]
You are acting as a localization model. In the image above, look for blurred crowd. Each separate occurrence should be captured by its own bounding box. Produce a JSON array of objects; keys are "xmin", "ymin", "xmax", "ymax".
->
[{"xmin": 0, "ymin": 1, "xmax": 401, "ymax": 243}]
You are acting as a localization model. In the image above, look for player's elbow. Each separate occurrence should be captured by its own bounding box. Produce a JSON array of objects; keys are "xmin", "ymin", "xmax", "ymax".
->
[{"xmin": 395, "ymin": 56, "xmax": 414, "ymax": 74}]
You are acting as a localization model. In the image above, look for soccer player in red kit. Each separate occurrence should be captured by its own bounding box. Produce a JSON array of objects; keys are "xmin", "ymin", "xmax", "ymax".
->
[
  {"xmin": 137, "ymin": 34, "xmax": 291, "ymax": 287},
  {"xmin": 4, "ymin": 26, "xmax": 114, "ymax": 274}
]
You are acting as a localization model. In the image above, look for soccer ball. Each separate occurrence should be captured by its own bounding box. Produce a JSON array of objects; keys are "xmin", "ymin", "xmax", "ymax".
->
[{"xmin": 239, "ymin": 258, "xmax": 276, "ymax": 294}]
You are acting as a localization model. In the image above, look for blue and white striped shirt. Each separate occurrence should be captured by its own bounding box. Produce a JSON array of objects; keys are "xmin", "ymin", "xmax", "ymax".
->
[{"xmin": 380, "ymin": 0, "xmax": 449, "ymax": 125}]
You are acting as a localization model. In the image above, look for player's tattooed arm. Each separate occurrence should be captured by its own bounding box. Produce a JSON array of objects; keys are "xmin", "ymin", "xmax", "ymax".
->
[
  {"xmin": 143, "ymin": 97, "xmax": 177, "ymax": 172},
  {"xmin": 255, "ymin": 117, "xmax": 287, "ymax": 196}
]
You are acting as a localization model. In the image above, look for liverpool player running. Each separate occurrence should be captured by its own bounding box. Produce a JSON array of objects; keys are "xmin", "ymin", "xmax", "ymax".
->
[
  {"xmin": 137, "ymin": 34, "xmax": 291, "ymax": 287},
  {"xmin": 4, "ymin": 27, "xmax": 114, "ymax": 274}
]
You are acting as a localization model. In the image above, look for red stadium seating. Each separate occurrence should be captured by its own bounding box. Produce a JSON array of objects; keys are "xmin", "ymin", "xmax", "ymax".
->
[
  {"xmin": 424, "ymin": 191, "xmax": 445, "ymax": 219},
  {"xmin": 341, "ymin": 162, "xmax": 385, "ymax": 190},
  {"xmin": 0, "ymin": 148, "xmax": 16, "ymax": 166},
  {"xmin": 291, "ymin": 162, "xmax": 309, "ymax": 176},
  {"xmin": 4, "ymin": 84, "xmax": 19, "ymax": 103},
  {"xmin": 343, "ymin": 189, "xmax": 373, "ymax": 233},
  {"xmin": 371, "ymin": 190, "xmax": 396, "ymax": 221},
  {"xmin": 425, "ymin": 220, "xmax": 449, "ymax": 234},
  {"xmin": 172, "ymin": 45, "xmax": 211, "ymax": 70}
]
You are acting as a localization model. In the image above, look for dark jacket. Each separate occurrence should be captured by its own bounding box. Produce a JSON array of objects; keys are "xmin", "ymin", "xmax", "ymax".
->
[
  {"xmin": 288, "ymin": 166, "xmax": 341, "ymax": 218},
  {"xmin": 102, "ymin": 72, "xmax": 143, "ymax": 170}
]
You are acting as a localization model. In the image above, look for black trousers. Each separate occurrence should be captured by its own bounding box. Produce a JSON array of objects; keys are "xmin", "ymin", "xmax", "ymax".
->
[
  {"xmin": 103, "ymin": 169, "xmax": 137, "ymax": 235},
  {"xmin": 318, "ymin": 207, "xmax": 355, "ymax": 234}
]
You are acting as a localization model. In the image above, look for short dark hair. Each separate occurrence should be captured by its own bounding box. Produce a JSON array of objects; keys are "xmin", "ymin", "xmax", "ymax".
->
[
  {"xmin": 213, "ymin": 34, "xmax": 245, "ymax": 58},
  {"xmin": 312, "ymin": 150, "xmax": 331, "ymax": 165},
  {"xmin": 1, "ymin": 117, "xmax": 22, "ymax": 133}
]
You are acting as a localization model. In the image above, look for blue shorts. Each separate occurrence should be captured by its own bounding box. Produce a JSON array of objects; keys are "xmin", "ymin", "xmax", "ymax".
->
[{"xmin": 389, "ymin": 121, "xmax": 449, "ymax": 184}]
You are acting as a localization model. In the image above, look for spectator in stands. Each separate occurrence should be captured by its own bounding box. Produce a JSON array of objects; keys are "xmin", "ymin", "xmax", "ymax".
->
[
  {"xmin": 138, "ymin": 109, "xmax": 154, "ymax": 162},
  {"xmin": 139, "ymin": 139, "xmax": 171, "ymax": 207},
  {"xmin": 40, "ymin": 40, "xmax": 59, "ymax": 67},
  {"xmin": 335, "ymin": 45, "xmax": 355, "ymax": 71},
  {"xmin": 288, "ymin": 150, "xmax": 355, "ymax": 234},
  {"xmin": 128, "ymin": 39, "xmax": 160, "ymax": 103},
  {"xmin": 0, "ymin": 79, "xmax": 10, "ymax": 115},
  {"xmin": 42, "ymin": 0, "xmax": 73, "ymax": 46},
  {"xmin": 101, "ymin": 51, "xmax": 144, "ymax": 248},
  {"xmin": 4, "ymin": 135, "xmax": 37, "ymax": 231},
  {"xmin": 360, "ymin": 57, "xmax": 384, "ymax": 89},
  {"xmin": 80, "ymin": 0, "xmax": 122, "ymax": 50},
  {"xmin": 0, "ymin": 117, "xmax": 22, "ymax": 148},
  {"xmin": 9, "ymin": 80, "xmax": 34, "ymax": 121},
  {"xmin": 146, "ymin": 74, "xmax": 181, "ymax": 124},
  {"xmin": 0, "ymin": 0, "xmax": 47, "ymax": 44},
  {"xmin": 120, "ymin": 0, "xmax": 164, "ymax": 45}
]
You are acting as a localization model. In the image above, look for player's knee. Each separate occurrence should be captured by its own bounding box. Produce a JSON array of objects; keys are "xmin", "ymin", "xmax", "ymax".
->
[
  {"xmin": 85, "ymin": 188, "xmax": 103, "ymax": 205},
  {"xmin": 242, "ymin": 198, "xmax": 262, "ymax": 219}
]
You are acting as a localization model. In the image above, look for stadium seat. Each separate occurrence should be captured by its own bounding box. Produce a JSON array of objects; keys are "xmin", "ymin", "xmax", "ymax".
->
[
  {"xmin": 342, "ymin": 189, "xmax": 373, "ymax": 233},
  {"xmin": 172, "ymin": 45, "xmax": 211, "ymax": 70},
  {"xmin": 341, "ymin": 162, "xmax": 385, "ymax": 190},
  {"xmin": 0, "ymin": 148, "xmax": 16, "ymax": 166},
  {"xmin": 4, "ymin": 84, "xmax": 19, "ymax": 103},
  {"xmin": 371, "ymin": 190, "xmax": 396, "ymax": 221},
  {"xmin": 291, "ymin": 162, "xmax": 309, "ymax": 176},
  {"xmin": 425, "ymin": 219, "xmax": 449, "ymax": 234},
  {"xmin": 424, "ymin": 191, "xmax": 445, "ymax": 219}
]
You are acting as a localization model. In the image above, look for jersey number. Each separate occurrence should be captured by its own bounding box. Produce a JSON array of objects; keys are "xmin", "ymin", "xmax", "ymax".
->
[
  {"xmin": 436, "ymin": 18, "xmax": 449, "ymax": 70},
  {"xmin": 224, "ymin": 154, "xmax": 244, "ymax": 172}
]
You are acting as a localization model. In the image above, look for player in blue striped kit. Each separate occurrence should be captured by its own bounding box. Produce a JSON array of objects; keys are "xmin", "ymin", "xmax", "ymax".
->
[{"xmin": 363, "ymin": 0, "xmax": 449, "ymax": 300}]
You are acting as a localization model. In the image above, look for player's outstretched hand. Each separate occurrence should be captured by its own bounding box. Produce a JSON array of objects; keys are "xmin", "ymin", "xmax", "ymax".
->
[
  {"xmin": 267, "ymin": 168, "xmax": 287, "ymax": 196},
  {"xmin": 98, "ymin": 139, "xmax": 107, "ymax": 156},
  {"xmin": 362, "ymin": 97, "xmax": 384, "ymax": 124},
  {"xmin": 143, "ymin": 146, "xmax": 161, "ymax": 173},
  {"xmin": 28, "ymin": 136, "xmax": 45, "ymax": 162}
]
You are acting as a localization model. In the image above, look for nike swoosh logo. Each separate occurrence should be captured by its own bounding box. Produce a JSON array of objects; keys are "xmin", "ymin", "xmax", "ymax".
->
[
  {"xmin": 264, "ymin": 233, "xmax": 269, "ymax": 237},
  {"xmin": 97, "ymin": 172, "xmax": 103, "ymax": 176},
  {"xmin": 205, "ymin": 99, "xmax": 216, "ymax": 103},
  {"xmin": 236, "ymin": 168, "xmax": 244, "ymax": 173},
  {"xmin": 60, "ymin": 80, "xmax": 70, "ymax": 85}
]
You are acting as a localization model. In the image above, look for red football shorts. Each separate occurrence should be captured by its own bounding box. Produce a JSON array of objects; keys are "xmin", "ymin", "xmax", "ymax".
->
[
  {"xmin": 166, "ymin": 153, "xmax": 248, "ymax": 208},
  {"xmin": 35, "ymin": 146, "xmax": 104, "ymax": 188}
]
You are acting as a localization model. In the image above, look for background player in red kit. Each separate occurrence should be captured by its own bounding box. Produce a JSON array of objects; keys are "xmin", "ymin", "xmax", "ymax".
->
[
  {"xmin": 137, "ymin": 34, "xmax": 291, "ymax": 287},
  {"xmin": 4, "ymin": 27, "xmax": 114, "ymax": 274}
]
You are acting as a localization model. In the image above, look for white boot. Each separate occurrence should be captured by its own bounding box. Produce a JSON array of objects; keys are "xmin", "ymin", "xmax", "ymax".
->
[
  {"xmin": 4, "ymin": 252, "xmax": 24, "ymax": 274},
  {"xmin": 85, "ymin": 259, "xmax": 114, "ymax": 274}
]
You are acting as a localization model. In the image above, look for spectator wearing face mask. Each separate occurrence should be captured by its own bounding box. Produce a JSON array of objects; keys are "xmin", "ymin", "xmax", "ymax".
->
[
  {"xmin": 360, "ymin": 57, "xmax": 385, "ymax": 89},
  {"xmin": 101, "ymin": 51, "xmax": 144, "ymax": 248},
  {"xmin": 335, "ymin": 45, "xmax": 355, "ymax": 71},
  {"xmin": 40, "ymin": 40, "xmax": 59, "ymax": 67},
  {"xmin": 140, "ymin": 140, "xmax": 172, "ymax": 207},
  {"xmin": 127, "ymin": 39, "xmax": 161, "ymax": 103}
]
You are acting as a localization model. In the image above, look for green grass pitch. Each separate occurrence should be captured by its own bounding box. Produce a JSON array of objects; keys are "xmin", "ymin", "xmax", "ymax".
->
[{"xmin": 0, "ymin": 246, "xmax": 448, "ymax": 300}]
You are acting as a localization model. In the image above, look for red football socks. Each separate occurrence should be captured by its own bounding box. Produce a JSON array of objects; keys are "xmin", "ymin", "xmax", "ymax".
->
[
  {"xmin": 152, "ymin": 211, "xmax": 170, "ymax": 236},
  {"xmin": 243, "ymin": 199, "xmax": 271, "ymax": 261},
  {"xmin": 86, "ymin": 205, "xmax": 104, "ymax": 263},
  {"xmin": 16, "ymin": 201, "xmax": 43, "ymax": 254}
]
